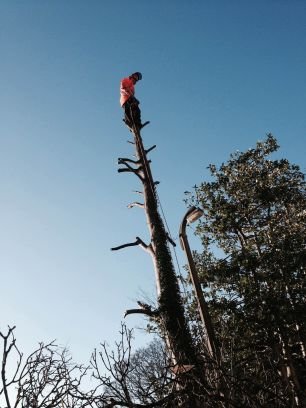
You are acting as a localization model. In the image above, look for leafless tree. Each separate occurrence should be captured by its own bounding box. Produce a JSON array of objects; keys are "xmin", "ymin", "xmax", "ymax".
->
[
  {"xmin": 89, "ymin": 324, "xmax": 235, "ymax": 408},
  {"xmin": 1, "ymin": 324, "xmax": 234, "ymax": 408},
  {"xmin": 90, "ymin": 324, "xmax": 174, "ymax": 407},
  {"xmin": 0, "ymin": 326, "xmax": 91, "ymax": 408}
]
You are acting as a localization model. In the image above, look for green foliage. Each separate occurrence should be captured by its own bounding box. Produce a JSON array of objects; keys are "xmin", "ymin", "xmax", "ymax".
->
[{"xmin": 190, "ymin": 135, "xmax": 306, "ymax": 406}]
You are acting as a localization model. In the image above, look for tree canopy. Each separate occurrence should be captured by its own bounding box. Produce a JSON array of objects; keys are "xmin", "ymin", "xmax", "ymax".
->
[{"xmin": 189, "ymin": 134, "xmax": 306, "ymax": 406}]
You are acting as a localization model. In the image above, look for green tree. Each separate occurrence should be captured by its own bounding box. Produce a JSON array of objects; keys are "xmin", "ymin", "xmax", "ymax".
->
[{"xmin": 189, "ymin": 135, "xmax": 306, "ymax": 407}]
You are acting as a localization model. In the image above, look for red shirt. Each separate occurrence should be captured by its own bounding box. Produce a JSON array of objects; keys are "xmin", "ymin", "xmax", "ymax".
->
[{"xmin": 120, "ymin": 77, "xmax": 135, "ymax": 107}]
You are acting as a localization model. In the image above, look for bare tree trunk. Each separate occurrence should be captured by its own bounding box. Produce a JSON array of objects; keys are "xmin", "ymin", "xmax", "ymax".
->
[
  {"xmin": 135, "ymin": 130, "xmax": 198, "ymax": 365},
  {"xmin": 115, "ymin": 126, "xmax": 206, "ymax": 406}
]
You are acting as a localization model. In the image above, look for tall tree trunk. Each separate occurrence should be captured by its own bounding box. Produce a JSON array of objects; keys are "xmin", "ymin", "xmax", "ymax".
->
[
  {"xmin": 115, "ymin": 126, "xmax": 208, "ymax": 406},
  {"xmin": 133, "ymin": 129, "xmax": 198, "ymax": 367}
]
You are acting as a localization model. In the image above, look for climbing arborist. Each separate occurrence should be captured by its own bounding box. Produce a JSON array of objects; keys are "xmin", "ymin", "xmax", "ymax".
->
[{"xmin": 120, "ymin": 72, "xmax": 143, "ymax": 129}]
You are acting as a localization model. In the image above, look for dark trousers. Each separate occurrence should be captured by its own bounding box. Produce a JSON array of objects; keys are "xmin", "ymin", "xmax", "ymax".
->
[{"xmin": 123, "ymin": 97, "xmax": 141, "ymax": 128}]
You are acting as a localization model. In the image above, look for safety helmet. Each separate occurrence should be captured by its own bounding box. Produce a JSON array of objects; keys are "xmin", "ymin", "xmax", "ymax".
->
[{"xmin": 130, "ymin": 72, "xmax": 142, "ymax": 81}]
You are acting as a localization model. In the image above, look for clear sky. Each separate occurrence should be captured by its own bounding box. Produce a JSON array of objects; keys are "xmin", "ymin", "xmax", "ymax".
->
[{"xmin": 1, "ymin": 1, "xmax": 305, "ymax": 365}]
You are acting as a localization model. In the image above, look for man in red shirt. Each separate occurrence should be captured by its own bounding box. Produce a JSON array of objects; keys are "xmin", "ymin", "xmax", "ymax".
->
[{"xmin": 120, "ymin": 72, "xmax": 143, "ymax": 129}]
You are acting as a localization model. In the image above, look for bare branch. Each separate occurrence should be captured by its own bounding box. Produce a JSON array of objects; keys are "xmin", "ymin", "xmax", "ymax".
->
[
  {"xmin": 127, "ymin": 202, "xmax": 144, "ymax": 209},
  {"xmin": 0, "ymin": 327, "xmax": 91, "ymax": 408},
  {"xmin": 118, "ymin": 161, "xmax": 144, "ymax": 181},
  {"xmin": 118, "ymin": 167, "xmax": 137, "ymax": 174},
  {"xmin": 124, "ymin": 301, "xmax": 160, "ymax": 319},
  {"xmin": 111, "ymin": 239, "xmax": 142, "ymax": 251},
  {"xmin": 145, "ymin": 145, "xmax": 157, "ymax": 155},
  {"xmin": 111, "ymin": 237, "xmax": 152, "ymax": 254},
  {"xmin": 118, "ymin": 157, "xmax": 141, "ymax": 165},
  {"xmin": 124, "ymin": 308, "xmax": 159, "ymax": 318}
]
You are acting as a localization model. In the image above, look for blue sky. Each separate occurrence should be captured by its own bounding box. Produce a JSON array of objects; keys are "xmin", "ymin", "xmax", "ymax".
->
[{"xmin": 1, "ymin": 1, "xmax": 305, "ymax": 365}]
